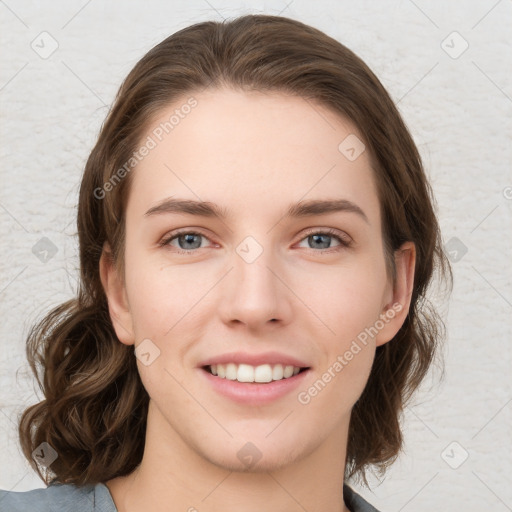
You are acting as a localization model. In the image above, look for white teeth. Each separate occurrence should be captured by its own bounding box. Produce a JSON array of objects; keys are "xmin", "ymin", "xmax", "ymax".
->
[
  {"xmin": 272, "ymin": 364, "xmax": 284, "ymax": 380},
  {"xmin": 226, "ymin": 363, "xmax": 238, "ymax": 380},
  {"xmin": 283, "ymin": 365, "xmax": 294, "ymax": 378},
  {"xmin": 254, "ymin": 364, "xmax": 272, "ymax": 383},
  {"xmin": 207, "ymin": 363, "xmax": 304, "ymax": 383},
  {"xmin": 237, "ymin": 364, "xmax": 254, "ymax": 382}
]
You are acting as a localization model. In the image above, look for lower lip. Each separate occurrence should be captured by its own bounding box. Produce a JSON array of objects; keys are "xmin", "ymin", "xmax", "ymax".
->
[{"xmin": 199, "ymin": 368, "xmax": 311, "ymax": 405}]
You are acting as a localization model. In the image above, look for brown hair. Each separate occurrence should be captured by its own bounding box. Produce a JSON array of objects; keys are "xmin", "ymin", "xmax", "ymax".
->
[{"xmin": 19, "ymin": 14, "xmax": 452, "ymax": 487}]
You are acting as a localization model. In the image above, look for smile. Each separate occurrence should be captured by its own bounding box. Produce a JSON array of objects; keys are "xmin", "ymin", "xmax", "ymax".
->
[{"xmin": 205, "ymin": 363, "xmax": 307, "ymax": 383}]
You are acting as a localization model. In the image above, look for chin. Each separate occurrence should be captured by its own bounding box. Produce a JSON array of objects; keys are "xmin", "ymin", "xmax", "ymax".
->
[
  {"xmin": 199, "ymin": 435, "xmax": 313, "ymax": 474},
  {"xmin": 208, "ymin": 451, "xmax": 299, "ymax": 474}
]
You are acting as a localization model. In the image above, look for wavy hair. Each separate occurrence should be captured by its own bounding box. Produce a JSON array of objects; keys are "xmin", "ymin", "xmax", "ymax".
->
[{"xmin": 18, "ymin": 14, "xmax": 452, "ymax": 487}]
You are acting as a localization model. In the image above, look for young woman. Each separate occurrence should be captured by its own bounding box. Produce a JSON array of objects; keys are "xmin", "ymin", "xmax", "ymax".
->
[{"xmin": 0, "ymin": 14, "xmax": 451, "ymax": 512}]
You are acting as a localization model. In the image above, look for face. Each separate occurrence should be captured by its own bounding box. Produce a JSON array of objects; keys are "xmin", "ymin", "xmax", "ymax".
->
[{"xmin": 101, "ymin": 87, "xmax": 414, "ymax": 473}]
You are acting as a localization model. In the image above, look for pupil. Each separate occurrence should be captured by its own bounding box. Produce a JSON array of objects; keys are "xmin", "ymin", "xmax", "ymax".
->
[
  {"xmin": 180, "ymin": 234, "xmax": 201, "ymax": 249},
  {"xmin": 311, "ymin": 234, "xmax": 329, "ymax": 249}
]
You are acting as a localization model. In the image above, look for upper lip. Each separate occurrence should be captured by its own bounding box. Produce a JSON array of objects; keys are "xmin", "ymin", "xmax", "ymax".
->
[{"xmin": 198, "ymin": 351, "xmax": 310, "ymax": 368}]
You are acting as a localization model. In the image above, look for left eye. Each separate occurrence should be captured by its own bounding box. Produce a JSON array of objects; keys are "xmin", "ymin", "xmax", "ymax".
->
[
  {"xmin": 296, "ymin": 229, "xmax": 349, "ymax": 250},
  {"xmin": 160, "ymin": 229, "xmax": 350, "ymax": 254}
]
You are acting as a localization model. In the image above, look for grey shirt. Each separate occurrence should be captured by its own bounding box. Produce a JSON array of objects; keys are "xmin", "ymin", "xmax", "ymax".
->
[{"xmin": 0, "ymin": 482, "xmax": 379, "ymax": 511}]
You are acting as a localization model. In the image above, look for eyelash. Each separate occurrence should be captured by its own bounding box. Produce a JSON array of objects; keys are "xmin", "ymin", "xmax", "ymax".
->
[{"xmin": 159, "ymin": 228, "xmax": 352, "ymax": 255}]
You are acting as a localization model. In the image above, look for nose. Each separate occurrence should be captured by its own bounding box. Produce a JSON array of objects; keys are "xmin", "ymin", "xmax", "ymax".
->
[{"xmin": 217, "ymin": 240, "xmax": 294, "ymax": 331}]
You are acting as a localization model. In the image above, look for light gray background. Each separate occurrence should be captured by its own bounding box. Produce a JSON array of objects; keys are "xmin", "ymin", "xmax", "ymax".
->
[{"xmin": 1, "ymin": 1, "xmax": 511, "ymax": 511}]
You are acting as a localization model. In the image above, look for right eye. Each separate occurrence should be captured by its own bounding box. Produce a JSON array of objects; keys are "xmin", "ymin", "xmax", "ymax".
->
[{"xmin": 159, "ymin": 230, "xmax": 215, "ymax": 254}]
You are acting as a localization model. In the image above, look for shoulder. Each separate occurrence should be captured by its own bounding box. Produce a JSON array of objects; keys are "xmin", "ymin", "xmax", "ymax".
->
[
  {"xmin": 343, "ymin": 483, "xmax": 381, "ymax": 512},
  {"xmin": 0, "ymin": 482, "xmax": 117, "ymax": 512}
]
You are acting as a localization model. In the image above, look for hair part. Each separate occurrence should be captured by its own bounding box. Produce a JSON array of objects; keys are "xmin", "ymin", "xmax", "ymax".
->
[{"xmin": 19, "ymin": 14, "xmax": 452, "ymax": 487}]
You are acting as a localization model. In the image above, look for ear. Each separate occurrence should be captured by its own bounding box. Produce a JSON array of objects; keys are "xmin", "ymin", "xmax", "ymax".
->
[
  {"xmin": 99, "ymin": 242, "xmax": 135, "ymax": 346},
  {"xmin": 375, "ymin": 241, "xmax": 416, "ymax": 347}
]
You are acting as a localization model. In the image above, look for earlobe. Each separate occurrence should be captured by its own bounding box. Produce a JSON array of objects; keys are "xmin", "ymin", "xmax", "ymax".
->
[
  {"xmin": 375, "ymin": 241, "xmax": 416, "ymax": 347},
  {"xmin": 99, "ymin": 242, "xmax": 135, "ymax": 346}
]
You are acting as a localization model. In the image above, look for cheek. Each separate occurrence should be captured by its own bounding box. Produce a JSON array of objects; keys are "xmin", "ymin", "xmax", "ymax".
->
[
  {"xmin": 301, "ymin": 258, "xmax": 388, "ymax": 341},
  {"xmin": 124, "ymin": 252, "xmax": 204, "ymax": 337},
  {"xmin": 298, "ymin": 258, "xmax": 386, "ymax": 397}
]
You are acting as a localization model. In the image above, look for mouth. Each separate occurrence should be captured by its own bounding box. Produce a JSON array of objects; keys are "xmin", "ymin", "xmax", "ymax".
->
[{"xmin": 202, "ymin": 363, "xmax": 310, "ymax": 384}]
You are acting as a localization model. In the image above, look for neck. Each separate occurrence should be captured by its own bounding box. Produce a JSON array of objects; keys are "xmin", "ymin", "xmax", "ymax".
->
[{"xmin": 106, "ymin": 400, "xmax": 352, "ymax": 512}]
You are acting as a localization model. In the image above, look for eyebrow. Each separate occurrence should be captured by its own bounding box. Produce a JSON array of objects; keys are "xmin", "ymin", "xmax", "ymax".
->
[{"xmin": 144, "ymin": 197, "xmax": 369, "ymax": 224}]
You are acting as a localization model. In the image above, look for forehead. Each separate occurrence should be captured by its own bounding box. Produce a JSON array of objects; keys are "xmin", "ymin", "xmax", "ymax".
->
[{"xmin": 126, "ymin": 87, "xmax": 380, "ymax": 225}]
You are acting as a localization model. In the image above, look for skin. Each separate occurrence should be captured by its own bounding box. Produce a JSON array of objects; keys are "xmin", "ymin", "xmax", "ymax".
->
[{"xmin": 100, "ymin": 88, "xmax": 415, "ymax": 512}]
